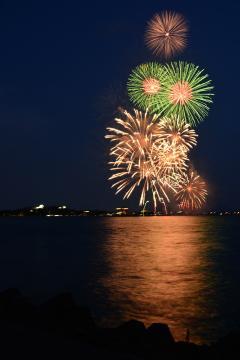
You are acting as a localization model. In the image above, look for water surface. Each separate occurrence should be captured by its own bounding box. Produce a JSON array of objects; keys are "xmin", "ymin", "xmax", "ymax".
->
[{"xmin": 0, "ymin": 216, "xmax": 239, "ymax": 343}]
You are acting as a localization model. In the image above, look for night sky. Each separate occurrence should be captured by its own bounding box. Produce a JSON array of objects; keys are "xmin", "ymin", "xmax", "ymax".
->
[{"xmin": 0, "ymin": 0, "xmax": 239, "ymax": 210}]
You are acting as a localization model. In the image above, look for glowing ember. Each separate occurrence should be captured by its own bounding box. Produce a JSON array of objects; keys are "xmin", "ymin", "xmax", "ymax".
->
[
  {"xmin": 169, "ymin": 81, "xmax": 193, "ymax": 105},
  {"xmin": 142, "ymin": 78, "xmax": 161, "ymax": 95}
]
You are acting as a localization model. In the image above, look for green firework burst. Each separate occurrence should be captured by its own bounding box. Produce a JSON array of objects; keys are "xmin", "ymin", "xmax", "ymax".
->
[
  {"xmin": 127, "ymin": 62, "xmax": 168, "ymax": 113},
  {"xmin": 159, "ymin": 61, "xmax": 214, "ymax": 126}
]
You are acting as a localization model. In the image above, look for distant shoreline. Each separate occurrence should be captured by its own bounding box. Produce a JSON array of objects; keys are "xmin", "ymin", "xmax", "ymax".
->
[
  {"xmin": 0, "ymin": 213, "xmax": 238, "ymax": 217},
  {"xmin": 0, "ymin": 203, "xmax": 238, "ymax": 217},
  {"xmin": 0, "ymin": 204, "xmax": 238, "ymax": 217}
]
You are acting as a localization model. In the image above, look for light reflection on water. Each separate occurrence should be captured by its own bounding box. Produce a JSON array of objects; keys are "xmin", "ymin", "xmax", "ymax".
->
[
  {"xmin": 92, "ymin": 216, "xmax": 239, "ymax": 343},
  {"xmin": 0, "ymin": 216, "xmax": 239, "ymax": 344}
]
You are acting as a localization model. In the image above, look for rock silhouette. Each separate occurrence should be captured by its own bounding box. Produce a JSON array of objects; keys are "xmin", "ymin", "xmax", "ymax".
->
[{"xmin": 0, "ymin": 288, "xmax": 239, "ymax": 359}]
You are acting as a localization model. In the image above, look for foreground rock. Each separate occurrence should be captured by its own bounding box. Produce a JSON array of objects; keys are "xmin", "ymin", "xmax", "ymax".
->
[
  {"xmin": 38, "ymin": 292, "xmax": 95, "ymax": 334},
  {"xmin": 0, "ymin": 288, "xmax": 239, "ymax": 359},
  {"xmin": 147, "ymin": 323, "xmax": 175, "ymax": 346}
]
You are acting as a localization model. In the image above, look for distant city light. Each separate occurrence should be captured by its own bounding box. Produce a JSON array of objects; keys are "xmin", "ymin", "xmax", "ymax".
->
[{"xmin": 34, "ymin": 204, "xmax": 45, "ymax": 210}]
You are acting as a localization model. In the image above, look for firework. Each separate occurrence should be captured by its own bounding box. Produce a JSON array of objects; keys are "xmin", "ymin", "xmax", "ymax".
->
[
  {"xmin": 157, "ymin": 116, "xmax": 198, "ymax": 151},
  {"xmin": 104, "ymin": 10, "xmax": 212, "ymax": 212},
  {"xmin": 175, "ymin": 170, "xmax": 207, "ymax": 210},
  {"xmin": 145, "ymin": 11, "xmax": 188, "ymax": 58},
  {"xmin": 127, "ymin": 62, "xmax": 168, "ymax": 113},
  {"xmin": 161, "ymin": 61, "xmax": 214, "ymax": 126},
  {"xmin": 154, "ymin": 138, "xmax": 188, "ymax": 177},
  {"xmin": 105, "ymin": 109, "xmax": 188, "ymax": 211}
]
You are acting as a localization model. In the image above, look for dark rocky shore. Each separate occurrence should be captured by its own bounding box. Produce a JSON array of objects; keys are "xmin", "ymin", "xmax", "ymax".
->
[{"xmin": 0, "ymin": 289, "xmax": 239, "ymax": 359}]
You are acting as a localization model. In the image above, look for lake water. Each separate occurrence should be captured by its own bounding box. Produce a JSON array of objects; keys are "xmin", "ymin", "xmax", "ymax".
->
[{"xmin": 0, "ymin": 216, "xmax": 239, "ymax": 343}]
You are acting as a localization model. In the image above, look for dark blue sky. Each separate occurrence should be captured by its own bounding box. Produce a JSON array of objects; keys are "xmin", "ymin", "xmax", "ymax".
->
[{"xmin": 0, "ymin": 0, "xmax": 238, "ymax": 210}]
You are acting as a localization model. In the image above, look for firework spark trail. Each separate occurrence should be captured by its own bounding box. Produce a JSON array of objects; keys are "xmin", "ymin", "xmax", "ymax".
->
[
  {"xmin": 145, "ymin": 11, "xmax": 188, "ymax": 58},
  {"xmin": 175, "ymin": 170, "xmax": 208, "ymax": 210},
  {"xmin": 157, "ymin": 116, "xmax": 198, "ymax": 152},
  {"xmin": 105, "ymin": 109, "xmax": 192, "ymax": 212}
]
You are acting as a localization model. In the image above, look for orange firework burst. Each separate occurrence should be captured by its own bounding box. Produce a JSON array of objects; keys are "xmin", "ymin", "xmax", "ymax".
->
[
  {"xmin": 142, "ymin": 78, "xmax": 161, "ymax": 95},
  {"xmin": 145, "ymin": 11, "xmax": 188, "ymax": 58},
  {"xmin": 157, "ymin": 116, "xmax": 197, "ymax": 151},
  {"xmin": 175, "ymin": 170, "xmax": 207, "ymax": 210},
  {"xmin": 169, "ymin": 81, "xmax": 193, "ymax": 105},
  {"xmin": 105, "ymin": 109, "xmax": 188, "ymax": 211}
]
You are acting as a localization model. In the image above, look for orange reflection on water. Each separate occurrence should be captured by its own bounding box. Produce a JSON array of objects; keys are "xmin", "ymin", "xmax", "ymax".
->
[{"xmin": 97, "ymin": 216, "xmax": 218, "ymax": 343}]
